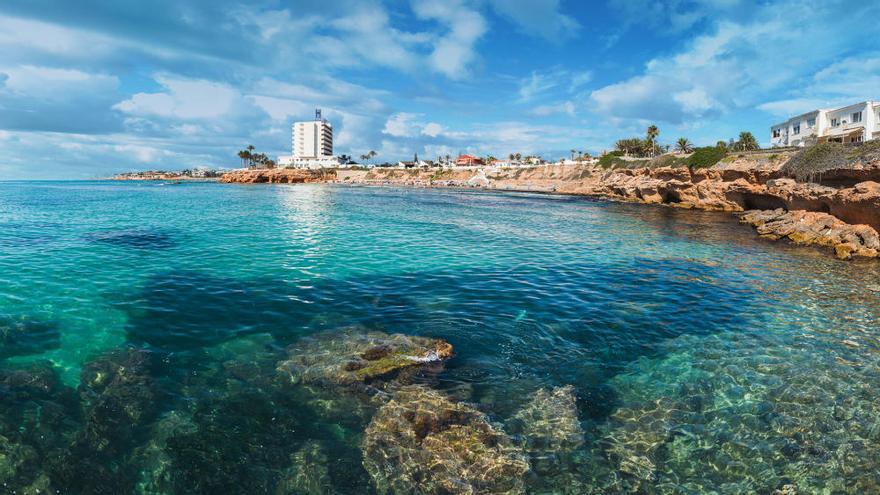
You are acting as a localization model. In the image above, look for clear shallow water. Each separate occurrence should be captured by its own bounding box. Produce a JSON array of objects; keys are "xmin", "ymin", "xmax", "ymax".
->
[{"xmin": 1, "ymin": 180, "xmax": 879, "ymax": 493}]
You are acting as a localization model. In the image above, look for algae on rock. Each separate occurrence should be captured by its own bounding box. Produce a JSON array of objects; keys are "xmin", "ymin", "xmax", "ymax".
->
[
  {"xmin": 277, "ymin": 329, "xmax": 453, "ymax": 390},
  {"xmin": 362, "ymin": 385, "xmax": 529, "ymax": 494},
  {"xmin": 276, "ymin": 440, "xmax": 337, "ymax": 495}
]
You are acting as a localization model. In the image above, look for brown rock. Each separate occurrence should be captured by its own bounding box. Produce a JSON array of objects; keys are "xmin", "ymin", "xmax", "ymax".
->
[{"xmin": 740, "ymin": 209, "xmax": 880, "ymax": 259}]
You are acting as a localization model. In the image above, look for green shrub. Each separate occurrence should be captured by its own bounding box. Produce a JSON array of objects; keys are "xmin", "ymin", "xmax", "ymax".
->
[
  {"xmin": 649, "ymin": 154, "xmax": 688, "ymax": 168},
  {"xmin": 781, "ymin": 143, "xmax": 848, "ymax": 182},
  {"xmin": 686, "ymin": 147, "xmax": 727, "ymax": 169},
  {"xmin": 598, "ymin": 152, "xmax": 625, "ymax": 169}
]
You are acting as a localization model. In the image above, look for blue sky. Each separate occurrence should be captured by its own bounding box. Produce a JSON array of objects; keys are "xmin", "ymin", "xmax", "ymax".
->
[{"xmin": 0, "ymin": 0, "xmax": 877, "ymax": 178}]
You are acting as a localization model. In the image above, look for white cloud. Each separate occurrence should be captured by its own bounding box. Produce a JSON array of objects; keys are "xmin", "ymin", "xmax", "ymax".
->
[
  {"xmin": 421, "ymin": 122, "xmax": 444, "ymax": 137},
  {"xmin": 518, "ymin": 68, "xmax": 592, "ymax": 103},
  {"xmin": 383, "ymin": 112, "xmax": 421, "ymax": 137},
  {"xmin": 1, "ymin": 65, "xmax": 118, "ymax": 98},
  {"xmin": 411, "ymin": 0, "xmax": 488, "ymax": 79},
  {"xmin": 488, "ymin": 0, "xmax": 580, "ymax": 40},
  {"xmin": 589, "ymin": 2, "xmax": 878, "ymax": 124},
  {"xmin": 609, "ymin": 0, "xmax": 745, "ymax": 33},
  {"xmin": 114, "ymin": 75, "xmax": 239, "ymax": 119},
  {"xmin": 530, "ymin": 101, "xmax": 575, "ymax": 116},
  {"xmin": 382, "ymin": 113, "xmax": 448, "ymax": 139}
]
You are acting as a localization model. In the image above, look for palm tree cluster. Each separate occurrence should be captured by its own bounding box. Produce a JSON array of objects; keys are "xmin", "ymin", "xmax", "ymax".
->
[
  {"xmin": 237, "ymin": 144, "xmax": 276, "ymax": 169},
  {"xmin": 731, "ymin": 131, "xmax": 760, "ymax": 151},
  {"xmin": 359, "ymin": 150, "xmax": 378, "ymax": 164},
  {"xmin": 613, "ymin": 125, "xmax": 664, "ymax": 157}
]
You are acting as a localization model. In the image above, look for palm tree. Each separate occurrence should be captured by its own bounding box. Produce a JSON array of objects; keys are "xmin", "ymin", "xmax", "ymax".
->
[
  {"xmin": 737, "ymin": 131, "xmax": 759, "ymax": 151},
  {"xmin": 514, "ymin": 152, "xmax": 522, "ymax": 161},
  {"xmin": 675, "ymin": 138, "xmax": 693, "ymax": 154},
  {"xmin": 615, "ymin": 138, "xmax": 643, "ymax": 157},
  {"xmin": 646, "ymin": 125, "xmax": 660, "ymax": 157},
  {"xmin": 368, "ymin": 150, "xmax": 378, "ymax": 164},
  {"xmin": 570, "ymin": 149, "xmax": 576, "ymax": 161},
  {"xmin": 237, "ymin": 150, "xmax": 248, "ymax": 168},
  {"xmin": 715, "ymin": 140, "xmax": 728, "ymax": 150}
]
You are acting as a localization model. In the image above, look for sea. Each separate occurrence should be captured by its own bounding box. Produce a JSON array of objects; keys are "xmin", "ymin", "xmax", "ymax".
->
[{"xmin": 1, "ymin": 180, "xmax": 879, "ymax": 493}]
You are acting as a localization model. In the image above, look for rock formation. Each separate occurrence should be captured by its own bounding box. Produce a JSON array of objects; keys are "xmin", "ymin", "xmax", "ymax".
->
[
  {"xmin": 276, "ymin": 440, "xmax": 337, "ymax": 495},
  {"xmin": 507, "ymin": 385, "xmax": 584, "ymax": 456},
  {"xmin": 220, "ymin": 168, "xmax": 334, "ymax": 184},
  {"xmin": 277, "ymin": 329, "xmax": 453, "ymax": 391},
  {"xmin": 740, "ymin": 209, "xmax": 880, "ymax": 259},
  {"xmin": 361, "ymin": 385, "xmax": 530, "ymax": 494}
]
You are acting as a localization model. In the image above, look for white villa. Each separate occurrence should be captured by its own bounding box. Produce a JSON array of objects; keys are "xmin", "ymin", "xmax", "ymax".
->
[
  {"xmin": 278, "ymin": 109, "xmax": 340, "ymax": 169},
  {"xmin": 771, "ymin": 100, "xmax": 880, "ymax": 147}
]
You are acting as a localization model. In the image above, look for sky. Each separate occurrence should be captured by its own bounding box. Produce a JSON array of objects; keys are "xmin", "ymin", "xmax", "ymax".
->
[{"xmin": 0, "ymin": 0, "xmax": 878, "ymax": 179}]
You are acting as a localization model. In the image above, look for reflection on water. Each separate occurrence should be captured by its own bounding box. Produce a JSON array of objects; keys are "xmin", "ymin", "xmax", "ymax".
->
[{"xmin": 0, "ymin": 181, "xmax": 879, "ymax": 493}]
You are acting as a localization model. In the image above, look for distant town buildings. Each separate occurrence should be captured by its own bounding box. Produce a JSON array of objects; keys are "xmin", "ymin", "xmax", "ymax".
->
[
  {"xmin": 455, "ymin": 154, "xmax": 484, "ymax": 166},
  {"xmin": 278, "ymin": 109, "xmax": 340, "ymax": 169},
  {"xmin": 771, "ymin": 100, "xmax": 880, "ymax": 147}
]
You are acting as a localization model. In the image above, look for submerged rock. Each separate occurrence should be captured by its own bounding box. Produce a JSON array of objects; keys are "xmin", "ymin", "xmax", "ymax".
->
[
  {"xmin": 362, "ymin": 385, "xmax": 529, "ymax": 494},
  {"xmin": 134, "ymin": 410, "xmax": 198, "ymax": 495},
  {"xmin": 276, "ymin": 440, "xmax": 337, "ymax": 495},
  {"xmin": 508, "ymin": 385, "xmax": 584, "ymax": 455},
  {"xmin": 0, "ymin": 314, "xmax": 61, "ymax": 358},
  {"xmin": 51, "ymin": 348, "xmax": 157, "ymax": 493},
  {"xmin": 507, "ymin": 386, "xmax": 588, "ymax": 493},
  {"xmin": 277, "ymin": 330, "xmax": 453, "ymax": 390}
]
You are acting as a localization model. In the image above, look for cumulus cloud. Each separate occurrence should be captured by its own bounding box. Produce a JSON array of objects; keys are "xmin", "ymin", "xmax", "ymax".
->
[
  {"xmin": 114, "ymin": 75, "xmax": 241, "ymax": 119},
  {"xmin": 411, "ymin": 0, "xmax": 488, "ymax": 79},
  {"xmin": 589, "ymin": 1, "xmax": 879, "ymax": 125},
  {"xmin": 382, "ymin": 113, "xmax": 446, "ymax": 138}
]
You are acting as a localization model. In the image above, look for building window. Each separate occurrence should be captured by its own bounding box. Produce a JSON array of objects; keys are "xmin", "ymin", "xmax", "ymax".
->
[
  {"xmin": 772, "ymin": 129, "xmax": 781, "ymax": 138},
  {"xmin": 831, "ymin": 117, "xmax": 840, "ymax": 127},
  {"xmin": 792, "ymin": 124, "xmax": 800, "ymax": 135},
  {"xmin": 807, "ymin": 118, "xmax": 816, "ymax": 127},
  {"xmin": 852, "ymin": 111, "xmax": 862, "ymax": 123}
]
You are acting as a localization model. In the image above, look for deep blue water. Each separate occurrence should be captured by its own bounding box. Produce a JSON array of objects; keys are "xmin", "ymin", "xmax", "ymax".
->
[{"xmin": 1, "ymin": 180, "xmax": 879, "ymax": 493}]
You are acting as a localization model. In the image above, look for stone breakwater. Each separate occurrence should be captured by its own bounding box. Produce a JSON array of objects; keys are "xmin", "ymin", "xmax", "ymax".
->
[{"xmin": 224, "ymin": 156, "xmax": 880, "ymax": 259}]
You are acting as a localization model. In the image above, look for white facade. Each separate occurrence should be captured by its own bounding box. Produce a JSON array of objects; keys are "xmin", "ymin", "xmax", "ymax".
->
[
  {"xmin": 281, "ymin": 113, "xmax": 338, "ymax": 169},
  {"xmin": 771, "ymin": 100, "xmax": 880, "ymax": 147},
  {"xmin": 293, "ymin": 120, "xmax": 333, "ymax": 158}
]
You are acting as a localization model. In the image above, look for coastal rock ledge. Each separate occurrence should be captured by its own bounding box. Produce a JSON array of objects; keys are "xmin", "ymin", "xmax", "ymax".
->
[
  {"xmin": 740, "ymin": 209, "xmax": 880, "ymax": 259},
  {"xmin": 220, "ymin": 168, "xmax": 334, "ymax": 183}
]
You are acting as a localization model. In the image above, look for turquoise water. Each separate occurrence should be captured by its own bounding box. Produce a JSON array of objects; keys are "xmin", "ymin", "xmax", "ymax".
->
[{"xmin": 1, "ymin": 180, "xmax": 879, "ymax": 493}]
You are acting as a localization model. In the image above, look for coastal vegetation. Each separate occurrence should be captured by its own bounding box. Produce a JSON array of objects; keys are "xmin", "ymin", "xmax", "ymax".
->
[
  {"xmin": 675, "ymin": 138, "xmax": 694, "ymax": 154},
  {"xmin": 237, "ymin": 144, "xmax": 276, "ymax": 169},
  {"xmin": 359, "ymin": 150, "xmax": 378, "ymax": 165},
  {"xmin": 782, "ymin": 139, "xmax": 880, "ymax": 182}
]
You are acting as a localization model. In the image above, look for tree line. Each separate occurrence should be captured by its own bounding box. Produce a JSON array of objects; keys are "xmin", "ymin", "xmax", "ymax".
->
[
  {"xmin": 237, "ymin": 145, "xmax": 276, "ymax": 169},
  {"xmin": 614, "ymin": 126, "xmax": 760, "ymax": 158}
]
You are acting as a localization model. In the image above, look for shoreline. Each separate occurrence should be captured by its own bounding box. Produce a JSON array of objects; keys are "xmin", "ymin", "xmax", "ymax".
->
[{"xmin": 219, "ymin": 155, "xmax": 880, "ymax": 260}]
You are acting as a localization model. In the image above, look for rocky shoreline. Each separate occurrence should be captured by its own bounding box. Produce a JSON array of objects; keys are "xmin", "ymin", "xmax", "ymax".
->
[{"xmin": 220, "ymin": 150, "xmax": 880, "ymax": 260}]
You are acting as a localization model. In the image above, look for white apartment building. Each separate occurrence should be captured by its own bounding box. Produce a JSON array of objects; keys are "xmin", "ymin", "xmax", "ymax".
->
[
  {"xmin": 771, "ymin": 100, "xmax": 880, "ymax": 147},
  {"xmin": 279, "ymin": 109, "xmax": 339, "ymax": 169}
]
